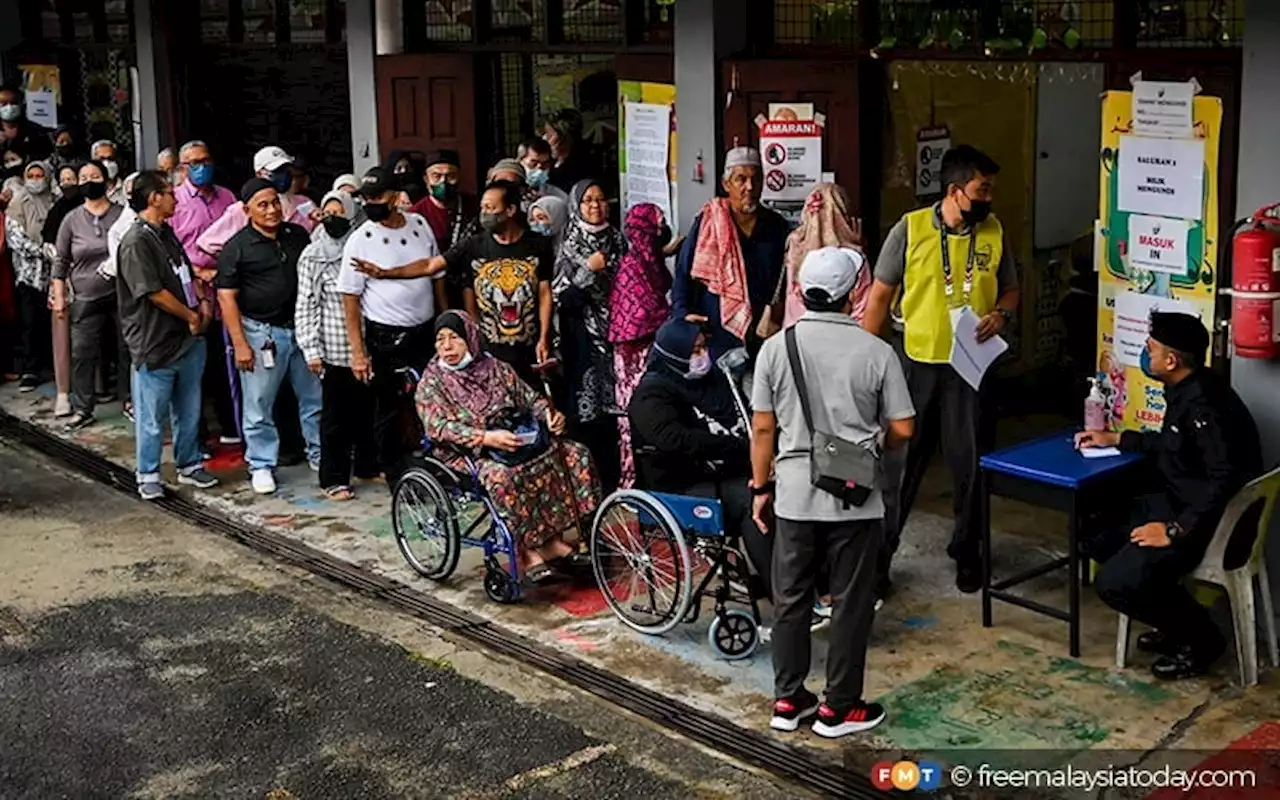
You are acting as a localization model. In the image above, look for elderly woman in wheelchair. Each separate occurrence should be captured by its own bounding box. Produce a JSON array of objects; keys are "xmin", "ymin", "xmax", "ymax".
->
[
  {"xmin": 589, "ymin": 319, "xmax": 771, "ymax": 659},
  {"xmin": 392, "ymin": 311, "xmax": 602, "ymax": 602}
]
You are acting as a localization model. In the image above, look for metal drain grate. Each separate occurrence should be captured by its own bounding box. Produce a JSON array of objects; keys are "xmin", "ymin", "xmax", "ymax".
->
[{"xmin": 0, "ymin": 412, "xmax": 877, "ymax": 799}]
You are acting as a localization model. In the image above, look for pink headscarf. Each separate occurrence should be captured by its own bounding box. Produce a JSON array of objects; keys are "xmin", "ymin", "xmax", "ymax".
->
[
  {"xmin": 779, "ymin": 183, "xmax": 868, "ymax": 328},
  {"xmin": 608, "ymin": 203, "xmax": 671, "ymax": 344}
]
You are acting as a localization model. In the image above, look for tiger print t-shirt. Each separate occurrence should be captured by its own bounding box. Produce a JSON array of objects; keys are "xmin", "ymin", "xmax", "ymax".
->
[{"xmin": 443, "ymin": 229, "xmax": 554, "ymax": 371}]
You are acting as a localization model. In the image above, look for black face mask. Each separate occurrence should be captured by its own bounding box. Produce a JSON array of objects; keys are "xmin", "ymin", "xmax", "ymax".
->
[
  {"xmin": 81, "ymin": 181, "xmax": 107, "ymax": 201},
  {"xmin": 363, "ymin": 202, "xmax": 392, "ymax": 223},
  {"xmin": 60, "ymin": 184, "xmax": 80, "ymax": 200},
  {"xmin": 56, "ymin": 144, "xmax": 75, "ymax": 158},
  {"xmin": 960, "ymin": 193, "xmax": 992, "ymax": 226},
  {"xmin": 322, "ymin": 215, "xmax": 351, "ymax": 239}
]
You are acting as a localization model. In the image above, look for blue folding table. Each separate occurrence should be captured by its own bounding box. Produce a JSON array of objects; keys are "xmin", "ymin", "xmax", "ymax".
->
[{"xmin": 979, "ymin": 431, "xmax": 1145, "ymax": 657}]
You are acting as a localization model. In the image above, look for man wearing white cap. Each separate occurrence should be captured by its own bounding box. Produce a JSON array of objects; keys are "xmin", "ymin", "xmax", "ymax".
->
[
  {"xmin": 673, "ymin": 146, "xmax": 789, "ymax": 358},
  {"xmin": 750, "ymin": 246, "xmax": 915, "ymax": 739}
]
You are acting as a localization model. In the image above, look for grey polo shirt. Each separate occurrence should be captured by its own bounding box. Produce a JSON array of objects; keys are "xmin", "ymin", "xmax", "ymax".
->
[{"xmin": 752, "ymin": 312, "xmax": 915, "ymax": 522}]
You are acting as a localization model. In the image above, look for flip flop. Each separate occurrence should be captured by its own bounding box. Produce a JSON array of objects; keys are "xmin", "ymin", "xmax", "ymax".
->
[
  {"xmin": 523, "ymin": 564, "xmax": 557, "ymax": 585},
  {"xmin": 323, "ymin": 485, "xmax": 355, "ymax": 501}
]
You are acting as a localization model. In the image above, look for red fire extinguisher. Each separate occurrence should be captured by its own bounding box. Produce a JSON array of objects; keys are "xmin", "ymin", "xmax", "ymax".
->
[{"xmin": 1230, "ymin": 204, "xmax": 1280, "ymax": 359}]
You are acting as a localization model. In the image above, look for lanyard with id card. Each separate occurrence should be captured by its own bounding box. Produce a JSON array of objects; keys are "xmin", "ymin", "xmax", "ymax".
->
[{"xmin": 940, "ymin": 225, "xmax": 977, "ymax": 332}]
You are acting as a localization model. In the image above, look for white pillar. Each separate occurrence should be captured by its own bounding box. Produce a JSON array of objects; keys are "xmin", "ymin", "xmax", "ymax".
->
[
  {"xmin": 133, "ymin": 0, "xmax": 162, "ymax": 166},
  {"xmin": 348, "ymin": 0, "xmax": 381, "ymax": 174}
]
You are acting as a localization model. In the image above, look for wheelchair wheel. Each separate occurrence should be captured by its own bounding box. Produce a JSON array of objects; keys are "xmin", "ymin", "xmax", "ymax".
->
[
  {"xmin": 483, "ymin": 567, "xmax": 520, "ymax": 604},
  {"xmin": 590, "ymin": 490, "xmax": 694, "ymax": 636},
  {"xmin": 392, "ymin": 466, "xmax": 461, "ymax": 581},
  {"xmin": 708, "ymin": 609, "xmax": 760, "ymax": 661}
]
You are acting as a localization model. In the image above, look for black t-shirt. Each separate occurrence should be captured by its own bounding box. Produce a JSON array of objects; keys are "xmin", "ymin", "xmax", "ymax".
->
[
  {"xmin": 215, "ymin": 222, "xmax": 310, "ymax": 328},
  {"xmin": 116, "ymin": 219, "xmax": 198, "ymax": 369},
  {"xmin": 444, "ymin": 230, "xmax": 553, "ymax": 365}
]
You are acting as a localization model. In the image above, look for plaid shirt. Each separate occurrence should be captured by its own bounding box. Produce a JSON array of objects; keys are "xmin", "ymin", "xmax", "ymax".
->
[{"xmin": 295, "ymin": 238, "xmax": 354, "ymax": 368}]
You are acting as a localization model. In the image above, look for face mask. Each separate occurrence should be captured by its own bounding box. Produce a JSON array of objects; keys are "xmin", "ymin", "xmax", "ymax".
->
[
  {"xmin": 3, "ymin": 157, "xmax": 20, "ymax": 172},
  {"xmin": 960, "ymin": 194, "xmax": 992, "ymax": 226},
  {"xmin": 56, "ymin": 144, "xmax": 75, "ymax": 157},
  {"xmin": 363, "ymin": 202, "xmax": 392, "ymax": 223},
  {"xmin": 322, "ymin": 215, "xmax": 351, "ymax": 239},
  {"xmin": 24, "ymin": 178, "xmax": 48, "ymax": 195},
  {"xmin": 480, "ymin": 212, "xmax": 506, "ymax": 233},
  {"xmin": 1140, "ymin": 348, "xmax": 1160, "ymax": 381},
  {"xmin": 526, "ymin": 168, "xmax": 549, "ymax": 189},
  {"xmin": 0, "ymin": 105, "xmax": 20, "ymax": 122},
  {"xmin": 440, "ymin": 351, "xmax": 474, "ymax": 372},
  {"xmin": 60, "ymin": 184, "xmax": 79, "ymax": 200},
  {"xmin": 269, "ymin": 166, "xmax": 292, "ymax": 193},
  {"xmin": 100, "ymin": 159, "xmax": 119, "ymax": 181},
  {"xmin": 530, "ymin": 222, "xmax": 552, "ymax": 237},
  {"xmin": 686, "ymin": 351, "xmax": 712, "ymax": 380},
  {"xmin": 187, "ymin": 163, "xmax": 214, "ymax": 187},
  {"xmin": 429, "ymin": 181, "xmax": 456, "ymax": 202},
  {"xmin": 81, "ymin": 180, "xmax": 108, "ymax": 201}
]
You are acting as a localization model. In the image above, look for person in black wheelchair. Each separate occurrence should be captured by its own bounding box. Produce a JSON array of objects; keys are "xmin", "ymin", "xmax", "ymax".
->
[
  {"xmin": 413, "ymin": 311, "xmax": 603, "ymax": 584},
  {"xmin": 628, "ymin": 318, "xmax": 773, "ymax": 599}
]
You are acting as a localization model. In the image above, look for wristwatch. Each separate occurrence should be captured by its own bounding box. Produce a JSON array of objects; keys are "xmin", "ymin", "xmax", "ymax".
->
[
  {"xmin": 997, "ymin": 308, "xmax": 1014, "ymax": 326},
  {"xmin": 1167, "ymin": 521, "xmax": 1188, "ymax": 541},
  {"xmin": 750, "ymin": 480, "xmax": 775, "ymax": 497}
]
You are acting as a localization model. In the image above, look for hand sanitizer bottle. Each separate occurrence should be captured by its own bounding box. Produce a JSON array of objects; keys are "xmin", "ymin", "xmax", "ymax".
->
[{"xmin": 1084, "ymin": 377, "xmax": 1106, "ymax": 432}]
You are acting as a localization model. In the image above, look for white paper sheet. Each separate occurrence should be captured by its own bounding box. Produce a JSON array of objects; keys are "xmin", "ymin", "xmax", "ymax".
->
[
  {"xmin": 1111, "ymin": 291, "xmax": 1201, "ymax": 367},
  {"xmin": 1080, "ymin": 446, "xmax": 1122, "ymax": 459},
  {"xmin": 949, "ymin": 307, "xmax": 1009, "ymax": 391},
  {"xmin": 1117, "ymin": 135, "xmax": 1205, "ymax": 221},
  {"xmin": 623, "ymin": 102, "xmax": 673, "ymax": 227}
]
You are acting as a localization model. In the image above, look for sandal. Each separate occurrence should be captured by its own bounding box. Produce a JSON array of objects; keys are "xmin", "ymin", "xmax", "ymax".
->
[
  {"xmin": 524, "ymin": 563, "xmax": 557, "ymax": 585},
  {"xmin": 323, "ymin": 485, "xmax": 355, "ymax": 501}
]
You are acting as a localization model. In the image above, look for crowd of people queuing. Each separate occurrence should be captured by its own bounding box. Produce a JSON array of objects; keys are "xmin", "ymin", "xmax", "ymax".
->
[{"xmin": 2, "ymin": 84, "xmax": 1262, "ymax": 736}]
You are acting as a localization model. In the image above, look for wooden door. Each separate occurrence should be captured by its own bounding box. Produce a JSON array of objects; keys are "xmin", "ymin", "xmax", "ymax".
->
[
  {"xmin": 375, "ymin": 53, "xmax": 479, "ymax": 196},
  {"xmin": 721, "ymin": 59, "xmax": 862, "ymax": 213}
]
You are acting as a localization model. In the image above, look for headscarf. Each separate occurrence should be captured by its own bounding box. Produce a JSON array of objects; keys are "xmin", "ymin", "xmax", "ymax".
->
[
  {"xmin": 7, "ymin": 160, "xmax": 55, "ymax": 240},
  {"xmin": 557, "ymin": 179, "xmax": 626, "ymax": 290},
  {"xmin": 424, "ymin": 311, "xmax": 508, "ymax": 418},
  {"xmin": 643, "ymin": 318, "xmax": 739, "ymax": 428},
  {"xmin": 778, "ymin": 183, "xmax": 868, "ymax": 328},
  {"xmin": 311, "ymin": 189, "xmax": 357, "ymax": 259},
  {"xmin": 331, "ymin": 173, "xmax": 358, "ymax": 193},
  {"xmin": 530, "ymin": 195, "xmax": 568, "ymax": 245},
  {"xmin": 608, "ymin": 202, "xmax": 670, "ymax": 344}
]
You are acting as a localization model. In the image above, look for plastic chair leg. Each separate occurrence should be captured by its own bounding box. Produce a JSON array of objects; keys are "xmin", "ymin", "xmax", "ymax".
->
[
  {"xmin": 1258, "ymin": 564, "xmax": 1279, "ymax": 669},
  {"xmin": 1116, "ymin": 613, "xmax": 1130, "ymax": 669},
  {"xmin": 1226, "ymin": 573, "xmax": 1259, "ymax": 687}
]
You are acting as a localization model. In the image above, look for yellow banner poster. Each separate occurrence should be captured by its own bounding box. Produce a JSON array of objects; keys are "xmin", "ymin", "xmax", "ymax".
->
[{"xmin": 1095, "ymin": 90, "xmax": 1222, "ymax": 432}]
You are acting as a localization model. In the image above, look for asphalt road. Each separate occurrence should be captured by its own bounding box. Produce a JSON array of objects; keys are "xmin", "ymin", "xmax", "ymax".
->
[{"xmin": 0, "ymin": 441, "xmax": 801, "ymax": 800}]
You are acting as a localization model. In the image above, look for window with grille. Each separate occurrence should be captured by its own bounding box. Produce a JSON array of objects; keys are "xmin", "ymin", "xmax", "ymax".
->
[
  {"xmin": 241, "ymin": 0, "xmax": 277, "ymax": 43},
  {"xmin": 424, "ymin": 0, "xmax": 473, "ymax": 42},
  {"xmin": 491, "ymin": 0, "xmax": 547, "ymax": 42},
  {"xmin": 774, "ymin": 0, "xmax": 859, "ymax": 46},
  {"xmin": 564, "ymin": 0, "xmax": 623, "ymax": 43},
  {"xmin": 1135, "ymin": 0, "xmax": 1242, "ymax": 48}
]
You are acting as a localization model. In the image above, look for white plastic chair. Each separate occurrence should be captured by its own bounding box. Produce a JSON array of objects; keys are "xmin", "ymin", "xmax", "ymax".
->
[{"xmin": 1115, "ymin": 466, "xmax": 1280, "ymax": 686}]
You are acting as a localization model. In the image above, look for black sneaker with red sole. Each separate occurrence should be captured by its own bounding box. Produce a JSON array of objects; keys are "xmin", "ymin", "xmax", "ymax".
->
[
  {"xmin": 811, "ymin": 700, "xmax": 886, "ymax": 738},
  {"xmin": 769, "ymin": 689, "xmax": 820, "ymax": 732}
]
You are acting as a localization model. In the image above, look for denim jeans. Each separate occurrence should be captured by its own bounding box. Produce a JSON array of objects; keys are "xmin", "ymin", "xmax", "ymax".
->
[
  {"xmin": 132, "ymin": 338, "xmax": 207, "ymax": 484},
  {"xmin": 239, "ymin": 318, "xmax": 322, "ymax": 472}
]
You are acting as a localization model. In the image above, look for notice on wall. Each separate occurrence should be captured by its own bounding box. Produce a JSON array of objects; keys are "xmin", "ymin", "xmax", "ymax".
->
[
  {"xmin": 760, "ymin": 120, "xmax": 823, "ymax": 203},
  {"xmin": 1117, "ymin": 135, "xmax": 1205, "ymax": 221},
  {"xmin": 915, "ymin": 126, "xmax": 951, "ymax": 199},
  {"xmin": 1127, "ymin": 214, "xmax": 1190, "ymax": 276},
  {"xmin": 1132, "ymin": 80, "xmax": 1194, "ymax": 139},
  {"xmin": 24, "ymin": 90, "xmax": 57, "ymax": 129},
  {"xmin": 622, "ymin": 101, "xmax": 673, "ymax": 226},
  {"xmin": 1112, "ymin": 290, "xmax": 1201, "ymax": 367}
]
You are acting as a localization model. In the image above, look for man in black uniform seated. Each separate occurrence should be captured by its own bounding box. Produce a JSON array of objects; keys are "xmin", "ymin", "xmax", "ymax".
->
[{"xmin": 1076, "ymin": 312, "xmax": 1263, "ymax": 680}]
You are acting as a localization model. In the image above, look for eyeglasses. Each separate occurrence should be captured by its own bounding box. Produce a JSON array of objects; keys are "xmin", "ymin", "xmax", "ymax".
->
[{"xmin": 581, "ymin": 197, "xmax": 607, "ymax": 206}]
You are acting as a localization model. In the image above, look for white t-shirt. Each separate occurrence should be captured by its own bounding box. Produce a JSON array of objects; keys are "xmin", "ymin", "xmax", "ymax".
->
[{"xmin": 338, "ymin": 213, "xmax": 440, "ymax": 327}]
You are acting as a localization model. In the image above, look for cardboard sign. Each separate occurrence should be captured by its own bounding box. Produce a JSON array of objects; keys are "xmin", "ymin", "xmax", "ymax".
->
[
  {"xmin": 760, "ymin": 120, "xmax": 823, "ymax": 202},
  {"xmin": 915, "ymin": 127, "xmax": 951, "ymax": 198},
  {"xmin": 1117, "ymin": 135, "xmax": 1205, "ymax": 221},
  {"xmin": 1132, "ymin": 80, "xmax": 1194, "ymax": 139},
  {"xmin": 1127, "ymin": 214, "xmax": 1190, "ymax": 276}
]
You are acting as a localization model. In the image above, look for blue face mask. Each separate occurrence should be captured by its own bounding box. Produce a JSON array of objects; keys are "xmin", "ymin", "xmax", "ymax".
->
[
  {"xmin": 1140, "ymin": 347, "xmax": 1159, "ymax": 380},
  {"xmin": 269, "ymin": 166, "xmax": 292, "ymax": 193},
  {"xmin": 187, "ymin": 163, "xmax": 213, "ymax": 187},
  {"xmin": 530, "ymin": 222, "xmax": 552, "ymax": 237},
  {"xmin": 527, "ymin": 168, "xmax": 549, "ymax": 189}
]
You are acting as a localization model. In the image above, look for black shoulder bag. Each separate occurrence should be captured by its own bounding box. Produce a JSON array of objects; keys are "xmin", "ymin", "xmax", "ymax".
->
[{"xmin": 784, "ymin": 325, "xmax": 880, "ymax": 508}]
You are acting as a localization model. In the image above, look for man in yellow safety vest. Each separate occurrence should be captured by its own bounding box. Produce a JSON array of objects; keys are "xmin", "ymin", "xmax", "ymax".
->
[{"xmin": 862, "ymin": 145, "xmax": 1021, "ymax": 597}]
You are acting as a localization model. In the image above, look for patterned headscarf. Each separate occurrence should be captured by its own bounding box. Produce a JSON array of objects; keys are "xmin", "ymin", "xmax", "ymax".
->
[
  {"xmin": 557, "ymin": 179, "xmax": 624, "ymax": 284},
  {"xmin": 423, "ymin": 310, "xmax": 508, "ymax": 418},
  {"xmin": 608, "ymin": 203, "xmax": 670, "ymax": 344},
  {"xmin": 779, "ymin": 183, "xmax": 868, "ymax": 327}
]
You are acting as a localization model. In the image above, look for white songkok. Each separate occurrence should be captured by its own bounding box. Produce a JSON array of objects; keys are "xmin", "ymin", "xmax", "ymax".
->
[{"xmin": 722, "ymin": 146, "xmax": 762, "ymax": 180}]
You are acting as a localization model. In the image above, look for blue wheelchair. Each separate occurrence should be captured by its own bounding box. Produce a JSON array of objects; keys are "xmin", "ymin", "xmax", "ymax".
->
[
  {"xmin": 389, "ymin": 367, "xmax": 526, "ymax": 604},
  {"xmin": 588, "ymin": 348, "xmax": 766, "ymax": 660}
]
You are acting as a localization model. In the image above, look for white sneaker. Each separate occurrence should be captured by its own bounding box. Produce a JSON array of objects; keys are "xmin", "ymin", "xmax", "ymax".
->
[
  {"xmin": 251, "ymin": 469, "xmax": 277, "ymax": 495},
  {"xmin": 219, "ymin": 435, "xmax": 243, "ymax": 445}
]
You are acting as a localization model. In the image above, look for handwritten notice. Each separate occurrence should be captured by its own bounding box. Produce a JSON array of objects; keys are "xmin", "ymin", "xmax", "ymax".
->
[
  {"xmin": 1112, "ymin": 291, "xmax": 1201, "ymax": 367},
  {"xmin": 623, "ymin": 101, "xmax": 673, "ymax": 226},
  {"xmin": 1117, "ymin": 135, "xmax": 1205, "ymax": 221},
  {"xmin": 1133, "ymin": 80, "xmax": 1194, "ymax": 139},
  {"xmin": 1128, "ymin": 214, "xmax": 1190, "ymax": 276}
]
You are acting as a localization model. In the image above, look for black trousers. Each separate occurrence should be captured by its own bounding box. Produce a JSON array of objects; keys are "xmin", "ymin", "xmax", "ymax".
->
[
  {"xmin": 683, "ymin": 478, "xmax": 773, "ymax": 598},
  {"xmin": 319, "ymin": 365, "xmax": 378, "ymax": 489},
  {"xmin": 1088, "ymin": 494, "xmax": 1226, "ymax": 659},
  {"xmin": 69, "ymin": 294, "xmax": 129, "ymax": 415},
  {"xmin": 366, "ymin": 318, "xmax": 433, "ymax": 483},
  {"xmin": 17, "ymin": 284, "xmax": 50, "ymax": 377},
  {"xmin": 772, "ymin": 517, "xmax": 880, "ymax": 707},
  {"xmin": 200, "ymin": 322, "xmax": 240, "ymax": 440},
  {"xmin": 568, "ymin": 416, "xmax": 622, "ymax": 496},
  {"xmin": 886, "ymin": 337, "xmax": 982, "ymax": 571}
]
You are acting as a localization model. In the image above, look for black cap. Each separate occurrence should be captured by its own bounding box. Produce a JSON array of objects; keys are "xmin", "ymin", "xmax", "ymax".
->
[
  {"xmin": 425, "ymin": 149, "xmax": 461, "ymax": 168},
  {"xmin": 240, "ymin": 177, "xmax": 276, "ymax": 204},
  {"xmin": 358, "ymin": 166, "xmax": 396, "ymax": 199},
  {"xmin": 1150, "ymin": 311, "xmax": 1209, "ymax": 357}
]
